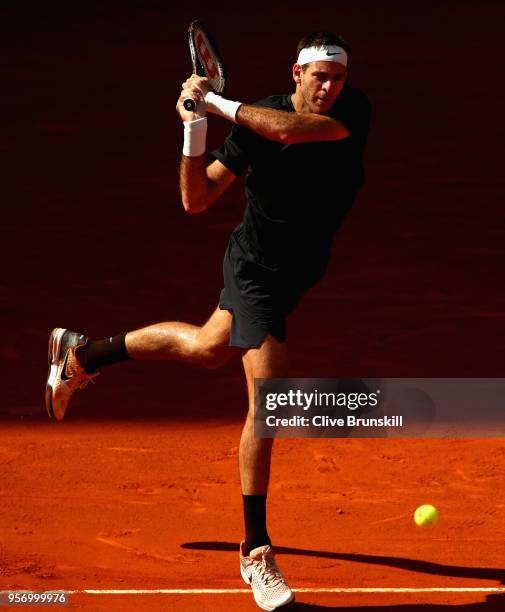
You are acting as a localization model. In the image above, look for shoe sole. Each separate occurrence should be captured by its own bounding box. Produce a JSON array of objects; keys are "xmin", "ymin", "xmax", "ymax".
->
[
  {"xmin": 45, "ymin": 327, "xmax": 66, "ymax": 420},
  {"xmin": 240, "ymin": 564, "xmax": 295, "ymax": 611}
]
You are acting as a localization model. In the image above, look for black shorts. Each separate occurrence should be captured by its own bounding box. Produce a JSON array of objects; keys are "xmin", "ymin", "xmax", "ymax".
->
[{"xmin": 219, "ymin": 225, "xmax": 329, "ymax": 349}]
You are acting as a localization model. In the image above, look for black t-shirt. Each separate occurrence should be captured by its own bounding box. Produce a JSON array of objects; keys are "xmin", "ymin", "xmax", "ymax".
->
[{"xmin": 212, "ymin": 85, "xmax": 371, "ymax": 266}]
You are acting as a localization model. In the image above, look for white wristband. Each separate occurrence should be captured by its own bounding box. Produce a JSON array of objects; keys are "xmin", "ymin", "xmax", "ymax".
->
[
  {"xmin": 183, "ymin": 117, "xmax": 207, "ymax": 157},
  {"xmin": 205, "ymin": 91, "xmax": 242, "ymax": 123}
]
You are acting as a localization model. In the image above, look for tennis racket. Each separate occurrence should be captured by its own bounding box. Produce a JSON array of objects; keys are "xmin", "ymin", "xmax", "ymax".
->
[{"xmin": 183, "ymin": 20, "xmax": 226, "ymax": 112}]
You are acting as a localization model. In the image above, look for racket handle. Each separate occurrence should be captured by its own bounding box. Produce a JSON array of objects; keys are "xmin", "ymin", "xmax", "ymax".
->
[{"xmin": 183, "ymin": 98, "xmax": 197, "ymax": 112}]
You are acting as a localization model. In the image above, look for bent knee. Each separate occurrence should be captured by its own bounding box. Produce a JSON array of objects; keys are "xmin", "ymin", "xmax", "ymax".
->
[
  {"xmin": 198, "ymin": 347, "xmax": 229, "ymax": 370},
  {"xmin": 192, "ymin": 324, "xmax": 232, "ymax": 369}
]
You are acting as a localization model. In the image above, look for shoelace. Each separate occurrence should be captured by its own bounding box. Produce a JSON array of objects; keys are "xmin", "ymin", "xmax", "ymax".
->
[{"xmin": 255, "ymin": 552, "xmax": 284, "ymax": 588}]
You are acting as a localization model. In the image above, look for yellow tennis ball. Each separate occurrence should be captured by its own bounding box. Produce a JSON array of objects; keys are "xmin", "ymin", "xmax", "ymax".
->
[{"xmin": 414, "ymin": 504, "xmax": 439, "ymax": 527}]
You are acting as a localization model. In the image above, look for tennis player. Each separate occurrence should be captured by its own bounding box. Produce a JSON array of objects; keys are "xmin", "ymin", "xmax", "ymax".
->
[{"xmin": 46, "ymin": 31, "xmax": 370, "ymax": 610}]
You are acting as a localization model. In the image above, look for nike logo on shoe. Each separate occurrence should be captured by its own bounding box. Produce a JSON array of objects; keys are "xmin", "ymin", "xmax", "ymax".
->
[{"xmin": 60, "ymin": 351, "xmax": 71, "ymax": 381}]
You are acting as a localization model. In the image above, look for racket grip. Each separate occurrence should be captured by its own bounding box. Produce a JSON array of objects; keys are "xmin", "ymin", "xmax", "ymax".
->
[{"xmin": 183, "ymin": 98, "xmax": 197, "ymax": 112}]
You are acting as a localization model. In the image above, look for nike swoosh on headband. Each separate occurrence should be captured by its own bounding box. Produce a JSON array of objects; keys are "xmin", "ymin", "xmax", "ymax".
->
[{"xmin": 297, "ymin": 45, "xmax": 348, "ymax": 66}]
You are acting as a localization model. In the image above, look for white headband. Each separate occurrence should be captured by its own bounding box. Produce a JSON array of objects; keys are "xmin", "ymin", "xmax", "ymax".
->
[{"xmin": 297, "ymin": 45, "xmax": 348, "ymax": 67}]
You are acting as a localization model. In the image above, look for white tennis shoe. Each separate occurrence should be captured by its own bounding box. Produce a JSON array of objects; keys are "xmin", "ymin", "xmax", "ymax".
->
[
  {"xmin": 240, "ymin": 541, "xmax": 294, "ymax": 610},
  {"xmin": 45, "ymin": 328, "xmax": 98, "ymax": 420}
]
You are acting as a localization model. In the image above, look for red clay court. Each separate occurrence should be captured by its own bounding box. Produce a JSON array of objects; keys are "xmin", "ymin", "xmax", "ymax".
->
[{"xmin": 2, "ymin": 1, "xmax": 505, "ymax": 610}]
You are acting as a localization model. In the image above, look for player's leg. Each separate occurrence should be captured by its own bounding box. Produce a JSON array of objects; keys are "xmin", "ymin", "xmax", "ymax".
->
[
  {"xmin": 239, "ymin": 334, "xmax": 294, "ymax": 609},
  {"xmin": 123, "ymin": 306, "xmax": 233, "ymax": 368},
  {"xmin": 46, "ymin": 307, "xmax": 237, "ymax": 421},
  {"xmin": 240, "ymin": 335, "xmax": 289, "ymax": 500}
]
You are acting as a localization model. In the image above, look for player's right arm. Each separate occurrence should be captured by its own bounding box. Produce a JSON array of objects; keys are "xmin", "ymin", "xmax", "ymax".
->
[
  {"xmin": 179, "ymin": 157, "xmax": 236, "ymax": 214},
  {"xmin": 176, "ymin": 83, "xmax": 237, "ymax": 214}
]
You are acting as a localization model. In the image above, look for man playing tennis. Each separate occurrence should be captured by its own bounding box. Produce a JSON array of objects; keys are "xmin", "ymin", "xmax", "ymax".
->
[{"xmin": 46, "ymin": 31, "xmax": 370, "ymax": 610}]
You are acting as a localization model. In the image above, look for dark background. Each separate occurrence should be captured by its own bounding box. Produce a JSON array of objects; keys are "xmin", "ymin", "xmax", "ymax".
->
[{"xmin": 2, "ymin": 0, "xmax": 504, "ymax": 419}]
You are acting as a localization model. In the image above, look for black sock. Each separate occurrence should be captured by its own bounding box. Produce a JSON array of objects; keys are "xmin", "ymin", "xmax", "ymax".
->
[
  {"xmin": 242, "ymin": 494, "xmax": 271, "ymax": 555},
  {"xmin": 77, "ymin": 334, "xmax": 131, "ymax": 373}
]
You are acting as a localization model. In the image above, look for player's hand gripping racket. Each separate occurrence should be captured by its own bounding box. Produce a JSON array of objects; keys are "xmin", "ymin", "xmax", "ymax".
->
[{"xmin": 183, "ymin": 20, "xmax": 226, "ymax": 112}]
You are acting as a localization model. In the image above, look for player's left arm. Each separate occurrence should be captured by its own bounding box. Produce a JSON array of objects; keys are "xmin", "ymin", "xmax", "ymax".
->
[
  {"xmin": 235, "ymin": 104, "xmax": 350, "ymax": 144},
  {"xmin": 185, "ymin": 74, "xmax": 349, "ymax": 144}
]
